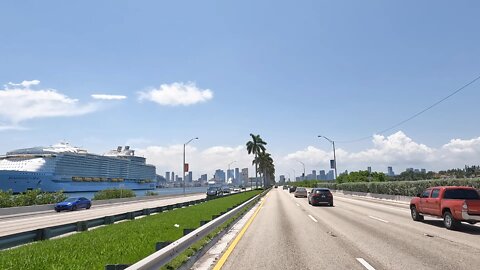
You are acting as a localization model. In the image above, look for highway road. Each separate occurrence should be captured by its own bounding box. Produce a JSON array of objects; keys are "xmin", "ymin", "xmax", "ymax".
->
[
  {"xmin": 218, "ymin": 188, "xmax": 480, "ymax": 270},
  {"xmin": 0, "ymin": 193, "xmax": 206, "ymax": 237}
]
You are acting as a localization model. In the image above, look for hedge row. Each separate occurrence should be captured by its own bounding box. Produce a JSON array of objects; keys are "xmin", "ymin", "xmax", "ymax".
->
[
  {"xmin": 92, "ymin": 188, "xmax": 136, "ymax": 200},
  {"xmin": 0, "ymin": 189, "xmax": 67, "ymax": 208},
  {"xmin": 294, "ymin": 179, "xmax": 480, "ymax": 196}
]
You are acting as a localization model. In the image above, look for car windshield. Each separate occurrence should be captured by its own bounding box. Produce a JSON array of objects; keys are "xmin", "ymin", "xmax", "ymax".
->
[
  {"xmin": 444, "ymin": 189, "xmax": 480, "ymax": 200},
  {"xmin": 64, "ymin": 198, "xmax": 78, "ymax": 202}
]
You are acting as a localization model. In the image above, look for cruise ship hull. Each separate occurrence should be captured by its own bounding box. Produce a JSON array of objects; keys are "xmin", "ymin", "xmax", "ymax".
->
[{"xmin": 0, "ymin": 171, "xmax": 155, "ymax": 193}]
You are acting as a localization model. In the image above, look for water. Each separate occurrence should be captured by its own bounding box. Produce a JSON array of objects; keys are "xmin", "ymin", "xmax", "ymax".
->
[{"xmin": 64, "ymin": 186, "xmax": 208, "ymax": 199}]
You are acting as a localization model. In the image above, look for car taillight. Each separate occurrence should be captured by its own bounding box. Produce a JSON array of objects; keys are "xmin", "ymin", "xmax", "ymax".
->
[{"xmin": 327, "ymin": 193, "xmax": 332, "ymax": 197}]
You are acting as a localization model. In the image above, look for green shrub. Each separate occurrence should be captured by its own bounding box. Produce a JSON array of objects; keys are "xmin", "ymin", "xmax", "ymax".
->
[
  {"xmin": 145, "ymin": 191, "xmax": 159, "ymax": 196},
  {"xmin": 0, "ymin": 189, "xmax": 67, "ymax": 208},
  {"xmin": 311, "ymin": 178, "xmax": 480, "ymax": 196},
  {"xmin": 92, "ymin": 188, "xmax": 136, "ymax": 200}
]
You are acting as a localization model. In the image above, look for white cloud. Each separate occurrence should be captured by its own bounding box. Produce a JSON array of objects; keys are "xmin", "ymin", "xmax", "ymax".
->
[
  {"xmin": 138, "ymin": 82, "xmax": 213, "ymax": 106},
  {"xmin": 91, "ymin": 94, "xmax": 127, "ymax": 100},
  {"xmin": 0, "ymin": 80, "xmax": 98, "ymax": 124},
  {"xmin": 6, "ymin": 80, "xmax": 40, "ymax": 88},
  {"xmin": 281, "ymin": 131, "xmax": 480, "ymax": 175}
]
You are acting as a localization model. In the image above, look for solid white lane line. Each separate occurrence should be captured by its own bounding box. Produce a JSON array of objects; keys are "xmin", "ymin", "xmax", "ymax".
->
[
  {"xmin": 296, "ymin": 203, "xmax": 300, "ymax": 207},
  {"xmin": 368, "ymin": 216, "xmax": 389, "ymax": 223},
  {"xmin": 356, "ymin": 258, "xmax": 376, "ymax": 270},
  {"xmin": 308, "ymin": 214, "xmax": 318, "ymax": 223}
]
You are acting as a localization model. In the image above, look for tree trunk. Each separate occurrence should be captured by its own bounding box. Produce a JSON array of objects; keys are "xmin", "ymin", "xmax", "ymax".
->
[{"xmin": 254, "ymin": 153, "xmax": 258, "ymax": 189}]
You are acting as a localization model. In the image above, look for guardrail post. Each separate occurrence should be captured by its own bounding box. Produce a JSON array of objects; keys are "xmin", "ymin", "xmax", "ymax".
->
[
  {"xmin": 36, "ymin": 228, "xmax": 51, "ymax": 240},
  {"xmin": 104, "ymin": 216, "xmax": 115, "ymax": 225},
  {"xmin": 155, "ymin": 241, "xmax": 173, "ymax": 251},
  {"xmin": 126, "ymin": 212, "xmax": 135, "ymax": 220},
  {"xmin": 77, "ymin": 221, "xmax": 88, "ymax": 232},
  {"xmin": 183, "ymin": 228, "xmax": 195, "ymax": 236},
  {"xmin": 105, "ymin": 264, "xmax": 131, "ymax": 270},
  {"xmin": 142, "ymin": 208, "xmax": 151, "ymax": 216}
]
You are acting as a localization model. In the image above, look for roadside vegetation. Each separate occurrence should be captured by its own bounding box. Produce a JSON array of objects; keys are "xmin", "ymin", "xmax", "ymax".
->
[
  {"xmin": 145, "ymin": 190, "xmax": 159, "ymax": 196},
  {"xmin": 0, "ymin": 190, "xmax": 262, "ymax": 270},
  {"xmin": 291, "ymin": 178, "xmax": 480, "ymax": 196},
  {"xmin": 0, "ymin": 189, "xmax": 67, "ymax": 208},
  {"xmin": 246, "ymin": 133, "xmax": 276, "ymax": 187},
  {"xmin": 92, "ymin": 188, "xmax": 136, "ymax": 200}
]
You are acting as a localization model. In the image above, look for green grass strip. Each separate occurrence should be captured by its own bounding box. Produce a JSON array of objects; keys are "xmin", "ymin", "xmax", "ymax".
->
[
  {"xmin": 0, "ymin": 190, "xmax": 261, "ymax": 270},
  {"xmin": 161, "ymin": 198, "xmax": 260, "ymax": 270}
]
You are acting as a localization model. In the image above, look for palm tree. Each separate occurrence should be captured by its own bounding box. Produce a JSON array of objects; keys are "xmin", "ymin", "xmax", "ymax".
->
[
  {"xmin": 246, "ymin": 134, "xmax": 267, "ymax": 189},
  {"xmin": 257, "ymin": 152, "xmax": 274, "ymax": 187}
]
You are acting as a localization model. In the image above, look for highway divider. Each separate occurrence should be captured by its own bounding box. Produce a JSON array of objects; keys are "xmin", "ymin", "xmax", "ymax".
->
[
  {"xmin": 0, "ymin": 197, "xmax": 212, "ymax": 250},
  {"xmin": 126, "ymin": 189, "xmax": 269, "ymax": 270}
]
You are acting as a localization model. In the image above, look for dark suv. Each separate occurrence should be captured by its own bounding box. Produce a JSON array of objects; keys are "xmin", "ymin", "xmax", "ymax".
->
[
  {"xmin": 308, "ymin": 188, "xmax": 333, "ymax": 206},
  {"xmin": 289, "ymin": 186, "xmax": 297, "ymax": 193}
]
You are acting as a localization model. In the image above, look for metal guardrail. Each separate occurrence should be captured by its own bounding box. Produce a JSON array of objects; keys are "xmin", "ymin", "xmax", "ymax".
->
[
  {"xmin": 126, "ymin": 189, "xmax": 268, "ymax": 270},
  {"xmin": 0, "ymin": 198, "xmax": 210, "ymax": 250}
]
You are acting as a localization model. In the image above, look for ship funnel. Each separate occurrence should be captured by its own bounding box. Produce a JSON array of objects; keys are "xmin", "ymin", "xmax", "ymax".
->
[
  {"xmin": 117, "ymin": 146, "xmax": 122, "ymax": 152},
  {"xmin": 125, "ymin": 146, "xmax": 130, "ymax": 150}
]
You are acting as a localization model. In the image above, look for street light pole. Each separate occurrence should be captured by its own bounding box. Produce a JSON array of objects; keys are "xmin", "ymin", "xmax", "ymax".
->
[
  {"xmin": 318, "ymin": 135, "xmax": 337, "ymax": 179},
  {"xmin": 183, "ymin": 137, "xmax": 198, "ymax": 196}
]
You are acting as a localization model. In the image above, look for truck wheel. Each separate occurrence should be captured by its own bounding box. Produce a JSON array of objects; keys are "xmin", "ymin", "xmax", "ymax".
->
[
  {"xmin": 443, "ymin": 211, "xmax": 459, "ymax": 230},
  {"xmin": 411, "ymin": 206, "xmax": 424, "ymax": 221}
]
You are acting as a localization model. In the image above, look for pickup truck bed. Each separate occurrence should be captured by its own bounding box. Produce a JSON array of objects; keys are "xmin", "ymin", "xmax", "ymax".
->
[{"xmin": 410, "ymin": 186, "xmax": 480, "ymax": 230}]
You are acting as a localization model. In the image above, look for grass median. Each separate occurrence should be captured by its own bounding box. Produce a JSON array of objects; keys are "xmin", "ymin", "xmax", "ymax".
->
[{"xmin": 0, "ymin": 190, "xmax": 262, "ymax": 270}]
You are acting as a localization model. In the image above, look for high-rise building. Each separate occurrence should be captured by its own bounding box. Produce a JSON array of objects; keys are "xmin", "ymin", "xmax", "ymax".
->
[
  {"xmin": 241, "ymin": 168, "xmax": 248, "ymax": 186},
  {"xmin": 188, "ymin": 171, "xmax": 193, "ymax": 183},
  {"xmin": 388, "ymin": 166, "xmax": 395, "ymax": 177},
  {"xmin": 227, "ymin": 169, "xmax": 234, "ymax": 183},
  {"xmin": 326, "ymin": 170, "xmax": 335, "ymax": 180},
  {"xmin": 214, "ymin": 169, "xmax": 226, "ymax": 183},
  {"xmin": 367, "ymin": 167, "xmax": 372, "ymax": 174},
  {"xmin": 171, "ymin": 172, "xmax": 175, "ymax": 182},
  {"xmin": 318, "ymin": 170, "xmax": 326, "ymax": 180},
  {"xmin": 165, "ymin": 172, "xmax": 171, "ymax": 183},
  {"xmin": 279, "ymin": 175, "xmax": 285, "ymax": 184},
  {"xmin": 234, "ymin": 168, "xmax": 240, "ymax": 185},
  {"xmin": 421, "ymin": 168, "xmax": 426, "ymax": 174}
]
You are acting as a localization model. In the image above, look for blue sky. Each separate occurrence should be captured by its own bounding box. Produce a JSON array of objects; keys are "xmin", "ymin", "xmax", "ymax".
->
[{"xmin": 0, "ymin": 1, "xmax": 479, "ymax": 179}]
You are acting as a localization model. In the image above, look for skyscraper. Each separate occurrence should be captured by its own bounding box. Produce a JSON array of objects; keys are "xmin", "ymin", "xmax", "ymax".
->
[
  {"xmin": 241, "ymin": 168, "xmax": 248, "ymax": 186},
  {"xmin": 165, "ymin": 172, "xmax": 171, "ymax": 183},
  {"xmin": 319, "ymin": 170, "xmax": 326, "ymax": 180},
  {"xmin": 227, "ymin": 169, "xmax": 234, "ymax": 183},
  {"xmin": 234, "ymin": 168, "xmax": 240, "ymax": 185},
  {"xmin": 387, "ymin": 167, "xmax": 395, "ymax": 177},
  {"xmin": 214, "ymin": 169, "xmax": 226, "ymax": 183},
  {"xmin": 326, "ymin": 170, "xmax": 334, "ymax": 180},
  {"xmin": 188, "ymin": 171, "xmax": 193, "ymax": 183}
]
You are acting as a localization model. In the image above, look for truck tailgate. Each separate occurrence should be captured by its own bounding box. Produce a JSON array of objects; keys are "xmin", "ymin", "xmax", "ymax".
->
[{"xmin": 466, "ymin": 200, "xmax": 480, "ymax": 215}]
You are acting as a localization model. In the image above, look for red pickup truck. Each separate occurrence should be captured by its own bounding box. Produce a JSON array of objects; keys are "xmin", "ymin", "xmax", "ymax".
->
[{"xmin": 410, "ymin": 186, "xmax": 480, "ymax": 230}]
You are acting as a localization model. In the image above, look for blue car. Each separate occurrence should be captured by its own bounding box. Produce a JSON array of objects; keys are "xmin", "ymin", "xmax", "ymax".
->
[{"xmin": 54, "ymin": 197, "xmax": 92, "ymax": 212}]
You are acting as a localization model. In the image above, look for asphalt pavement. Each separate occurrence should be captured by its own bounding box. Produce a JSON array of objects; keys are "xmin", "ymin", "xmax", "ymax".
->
[
  {"xmin": 0, "ymin": 193, "xmax": 206, "ymax": 237},
  {"xmin": 218, "ymin": 187, "xmax": 480, "ymax": 270}
]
